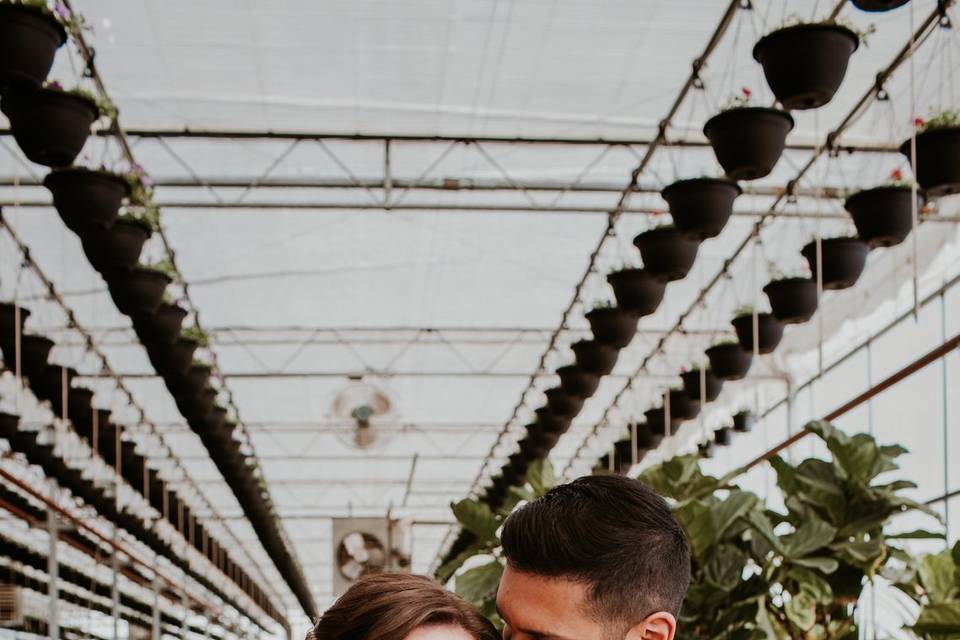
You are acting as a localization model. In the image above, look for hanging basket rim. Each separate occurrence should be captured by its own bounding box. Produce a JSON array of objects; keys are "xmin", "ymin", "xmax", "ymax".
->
[
  {"xmin": 753, "ymin": 22, "xmax": 860, "ymax": 61},
  {"xmin": 704, "ymin": 106, "xmax": 795, "ymax": 136},
  {"xmin": 844, "ymin": 184, "xmax": 924, "ymax": 209},
  {"xmin": 661, "ymin": 176, "xmax": 743, "ymax": 199}
]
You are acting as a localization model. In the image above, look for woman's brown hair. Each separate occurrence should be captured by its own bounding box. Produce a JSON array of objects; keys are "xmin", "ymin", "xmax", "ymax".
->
[{"xmin": 307, "ymin": 572, "xmax": 499, "ymax": 640}]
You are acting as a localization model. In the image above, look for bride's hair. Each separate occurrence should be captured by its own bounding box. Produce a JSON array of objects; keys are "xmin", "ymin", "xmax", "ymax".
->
[{"xmin": 307, "ymin": 573, "xmax": 498, "ymax": 640}]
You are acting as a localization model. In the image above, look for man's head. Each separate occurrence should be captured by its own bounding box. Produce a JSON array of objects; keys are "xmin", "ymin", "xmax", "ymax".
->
[{"xmin": 496, "ymin": 474, "xmax": 690, "ymax": 640}]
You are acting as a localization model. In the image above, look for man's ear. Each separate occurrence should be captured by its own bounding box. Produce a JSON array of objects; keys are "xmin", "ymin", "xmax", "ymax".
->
[{"xmin": 624, "ymin": 611, "xmax": 677, "ymax": 640}]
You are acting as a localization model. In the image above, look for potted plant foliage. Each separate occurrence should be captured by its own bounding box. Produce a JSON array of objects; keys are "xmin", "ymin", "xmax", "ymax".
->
[
  {"xmin": 1, "ymin": 81, "xmax": 105, "ymax": 166},
  {"xmin": 570, "ymin": 339, "xmax": 618, "ymax": 375},
  {"xmin": 851, "ymin": 0, "xmax": 909, "ymax": 11},
  {"xmin": 801, "ymin": 236, "xmax": 870, "ymax": 290},
  {"xmin": 668, "ymin": 387, "xmax": 701, "ymax": 421},
  {"xmin": 107, "ymin": 263, "xmax": 172, "ymax": 316},
  {"xmin": 705, "ymin": 340, "xmax": 753, "ymax": 380},
  {"xmin": 584, "ymin": 303, "xmax": 639, "ymax": 349},
  {"xmin": 132, "ymin": 301, "xmax": 187, "ymax": 344},
  {"xmin": 555, "ymin": 364, "xmax": 600, "ymax": 398},
  {"xmin": 901, "ymin": 110, "xmax": 960, "ymax": 197},
  {"xmin": 632, "ymin": 224, "xmax": 700, "ymax": 281},
  {"xmin": 763, "ymin": 274, "xmax": 818, "ymax": 324},
  {"xmin": 544, "ymin": 387, "xmax": 584, "ymax": 418},
  {"xmin": 704, "ymin": 88, "xmax": 795, "ymax": 180},
  {"xmin": 730, "ymin": 305, "xmax": 785, "ymax": 354},
  {"xmin": 895, "ymin": 543, "xmax": 960, "ymax": 637},
  {"xmin": 606, "ymin": 267, "xmax": 666, "ymax": 315},
  {"xmin": 679, "ymin": 367, "xmax": 723, "ymax": 402},
  {"xmin": 44, "ymin": 166, "xmax": 130, "ymax": 232},
  {"xmin": 733, "ymin": 409, "xmax": 755, "ymax": 432},
  {"xmin": 753, "ymin": 19, "xmax": 862, "ymax": 110},
  {"xmin": 845, "ymin": 168, "xmax": 924, "ymax": 248},
  {"xmin": 0, "ymin": 1, "xmax": 67, "ymax": 90},
  {"xmin": 661, "ymin": 177, "xmax": 742, "ymax": 239}
]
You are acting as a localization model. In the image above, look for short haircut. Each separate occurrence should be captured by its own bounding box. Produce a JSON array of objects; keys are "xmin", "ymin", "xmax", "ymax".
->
[
  {"xmin": 308, "ymin": 573, "xmax": 498, "ymax": 640},
  {"xmin": 501, "ymin": 475, "xmax": 690, "ymax": 625}
]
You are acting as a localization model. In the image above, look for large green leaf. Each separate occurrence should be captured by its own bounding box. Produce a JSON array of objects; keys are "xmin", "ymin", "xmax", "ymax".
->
[
  {"xmin": 455, "ymin": 560, "xmax": 504, "ymax": 606},
  {"xmin": 791, "ymin": 556, "xmax": 839, "ymax": 574},
  {"xmin": 526, "ymin": 458, "xmax": 555, "ymax": 498},
  {"xmin": 746, "ymin": 510, "xmax": 785, "ymax": 555},
  {"xmin": 437, "ymin": 542, "xmax": 484, "ymax": 582},
  {"xmin": 451, "ymin": 499, "xmax": 501, "ymax": 543},
  {"xmin": 710, "ymin": 491, "xmax": 760, "ymax": 541},
  {"xmin": 919, "ymin": 550, "xmax": 959, "ymax": 604},
  {"xmin": 886, "ymin": 529, "xmax": 945, "ymax": 540},
  {"xmin": 789, "ymin": 567, "xmax": 834, "ymax": 605},
  {"xmin": 910, "ymin": 602, "xmax": 960, "ymax": 634},
  {"xmin": 705, "ymin": 544, "xmax": 748, "ymax": 591},
  {"xmin": 784, "ymin": 517, "xmax": 837, "ymax": 558},
  {"xmin": 784, "ymin": 591, "xmax": 817, "ymax": 631},
  {"xmin": 677, "ymin": 499, "xmax": 714, "ymax": 560}
]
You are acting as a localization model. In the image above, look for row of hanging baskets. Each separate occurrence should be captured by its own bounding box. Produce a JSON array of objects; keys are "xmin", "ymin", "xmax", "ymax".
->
[{"xmin": 0, "ymin": 303, "xmax": 280, "ymax": 621}]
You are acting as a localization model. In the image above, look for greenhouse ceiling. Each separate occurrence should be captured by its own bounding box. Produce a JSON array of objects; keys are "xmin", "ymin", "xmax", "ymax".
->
[{"xmin": 1, "ymin": 0, "xmax": 959, "ymax": 634}]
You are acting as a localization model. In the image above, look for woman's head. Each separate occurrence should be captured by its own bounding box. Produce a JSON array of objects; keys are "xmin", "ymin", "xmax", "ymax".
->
[{"xmin": 309, "ymin": 573, "xmax": 499, "ymax": 640}]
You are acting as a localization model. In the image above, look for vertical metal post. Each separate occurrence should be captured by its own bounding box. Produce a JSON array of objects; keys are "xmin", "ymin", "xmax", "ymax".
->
[
  {"xmin": 940, "ymin": 293, "xmax": 950, "ymax": 541},
  {"xmin": 47, "ymin": 505, "xmax": 59, "ymax": 640},
  {"xmin": 112, "ymin": 528, "xmax": 120, "ymax": 640}
]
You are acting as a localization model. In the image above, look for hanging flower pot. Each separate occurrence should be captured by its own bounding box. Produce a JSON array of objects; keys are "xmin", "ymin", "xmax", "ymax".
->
[
  {"xmin": 731, "ymin": 311, "xmax": 784, "ymax": 354},
  {"xmin": 145, "ymin": 336, "xmax": 198, "ymax": 376},
  {"xmin": 544, "ymin": 387, "xmax": 585, "ymax": 418},
  {"xmin": 194, "ymin": 406, "xmax": 228, "ymax": 436},
  {"xmin": 502, "ymin": 453, "xmax": 529, "ymax": 486},
  {"xmin": 1, "ymin": 86, "xmax": 99, "ymax": 167},
  {"xmin": 705, "ymin": 342, "xmax": 753, "ymax": 380},
  {"xmin": 570, "ymin": 339, "xmax": 618, "ymax": 375},
  {"xmin": 754, "ymin": 23, "xmax": 859, "ymax": 110},
  {"xmin": 704, "ymin": 107, "xmax": 794, "ymax": 180},
  {"xmin": 635, "ymin": 422, "xmax": 662, "ymax": 450},
  {"xmin": 644, "ymin": 407, "xmax": 680, "ymax": 437},
  {"xmin": 900, "ymin": 123, "xmax": 960, "ymax": 197},
  {"xmin": 845, "ymin": 185, "xmax": 923, "ymax": 248},
  {"xmin": 44, "ymin": 168, "xmax": 129, "ymax": 232},
  {"xmin": 525, "ymin": 422, "xmax": 561, "ymax": 450},
  {"xmin": 64, "ymin": 386, "xmax": 94, "ymax": 426},
  {"xmin": 733, "ymin": 410, "xmax": 756, "ymax": 432},
  {"xmin": 680, "ymin": 368, "xmax": 724, "ymax": 402},
  {"xmin": 165, "ymin": 363, "xmax": 212, "ymax": 397},
  {"xmin": 801, "ymin": 236, "xmax": 869, "ymax": 290},
  {"xmin": 0, "ymin": 411, "xmax": 19, "ymax": 440},
  {"xmin": 16, "ymin": 334, "xmax": 55, "ymax": 376},
  {"xmin": 632, "ymin": 226, "xmax": 700, "ymax": 282},
  {"xmin": 132, "ymin": 303, "xmax": 188, "ymax": 344},
  {"xmin": 613, "ymin": 439, "xmax": 636, "ymax": 471},
  {"xmin": 535, "ymin": 406, "xmax": 571, "ymax": 435},
  {"xmin": 585, "ymin": 306, "xmax": 639, "ymax": 348},
  {"xmin": 851, "ymin": 0, "xmax": 909, "ymax": 10},
  {"xmin": 81, "ymin": 215, "xmax": 153, "ymax": 274},
  {"xmin": 714, "ymin": 426, "xmax": 732, "ymax": 446},
  {"xmin": 107, "ymin": 267, "xmax": 171, "ymax": 316},
  {"xmin": 175, "ymin": 386, "xmax": 217, "ymax": 423},
  {"xmin": 29, "ymin": 364, "xmax": 76, "ymax": 404},
  {"xmin": 556, "ymin": 364, "xmax": 600, "ymax": 398},
  {"xmin": 606, "ymin": 268, "xmax": 667, "ymax": 315},
  {"xmin": 661, "ymin": 178, "xmax": 742, "ymax": 239},
  {"xmin": 518, "ymin": 436, "xmax": 551, "ymax": 461},
  {"xmin": 0, "ymin": 4, "xmax": 65, "ymax": 90},
  {"xmin": 763, "ymin": 277, "xmax": 818, "ymax": 324},
  {"xmin": 0, "ymin": 302, "xmax": 29, "ymax": 349},
  {"xmin": 668, "ymin": 388, "xmax": 700, "ymax": 421},
  {"xmin": 698, "ymin": 441, "xmax": 715, "ymax": 459}
]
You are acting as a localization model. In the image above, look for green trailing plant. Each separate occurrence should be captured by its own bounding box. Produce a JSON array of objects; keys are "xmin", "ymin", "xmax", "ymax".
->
[
  {"xmin": 438, "ymin": 459, "xmax": 556, "ymax": 626},
  {"xmin": 917, "ymin": 110, "xmax": 960, "ymax": 133},
  {"xmin": 772, "ymin": 15, "xmax": 876, "ymax": 44},
  {"xmin": 148, "ymin": 257, "xmax": 177, "ymax": 280},
  {"xmin": 892, "ymin": 542, "xmax": 960, "ymax": 638},
  {"xmin": 734, "ymin": 304, "xmax": 755, "ymax": 318},
  {"xmin": 2, "ymin": 0, "xmax": 86, "ymax": 37},
  {"xmin": 723, "ymin": 86, "xmax": 756, "ymax": 111},
  {"xmin": 639, "ymin": 420, "xmax": 940, "ymax": 640},
  {"xmin": 181, "ymin": 326, "xmax": 209, "ymax": 348},
  {"xmin": 43, "ymin": 80, "xmax": 116, "ymax": 121},
  {"xmin": 591, "ymin": 299, "xmax": 616, "ymax": 310}
]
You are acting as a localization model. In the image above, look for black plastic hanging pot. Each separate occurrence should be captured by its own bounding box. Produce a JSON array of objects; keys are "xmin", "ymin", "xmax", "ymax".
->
[
  {"xmin": 518, "ymin": 437, "xmax": 552, "ymax": 461},
  {"xmin": 544, "ymin": 387, "xmax": 585, "ymax": 418},
  {"xmin": 44, "ymin": 168, "xmax": 129, "ymax": 232},
  {"xmin": 556, "ymin": 364, "xmax": 600, "ymax": 398},
  {"xmin": 81, "ymin": 216, "xmax": 152, "ymax": 274},
  {"xmin": 570, "ymin": 339, "xmax": 618, "ymax": 375},
  {"xmin": 64, "ymin": 386, "xmax": 94, "ymax": 425},
  {"xmin": 900, "ymin": 127, "xmax": 960, "ymax": 197},
  {"xmin": 668, "ymin": 389, "xmax": 701, "ymax": 421},
  {"xmin": 633, "ymin": 226, "xmax": 700, "ymax": 282},
  {"xmin": 107, "ymin": 267, "xmax": 171, "ymax": 316},
  {"xmin": 704, "ymin": 107, "xmax": 794, "ymax": 180},
  {"xmin": 1, "ymin": 87, "xmax": 98, "ymax": 167},
  {"xmin": 15, "ymin": 334, "xmax": 55, "ymax": 376},
  {"xmin": 0, "ymin": 411, "xmax": 19, "ymax": 440},
  {"xmin": 731, "ymin": 312, "xmax": 784, "ymax": 354},
  {"xmin": 585, "ymin": 306, "xmax": 638, "ymax": 349},
  {"xmin": 661, "ymin": 178, "xmax": 742, "ymax": 239},
  {"xmin": 754, "ymin": 23, "xmax": 859, "ymax": 110},
  {"xmin": 635, "ymin": 422, "xmax": 663, "ymax": 450},
  {"xmin": 698, "ymin": 441, "xmax": 715, "ymax": 459},
  {"xmin": 146, "ymin": 337, "xmax": 198, "ymax": 376},
  {"xmin": 535, "ymin": 406, "xmax": 572, "ymax": 435},
  {"xmin": 851, "ymin": 0, "xmax": 909, "ymax": 10},
  {"xmin": 714, "ymin": 426, "xmax": 732, "ymax": 446},
  {"xmin": 763, "ymin": 277, "xmax": 818, "ymax": 324},
  {"xmin": 613, "ymin": 438, "xmax": 636, "ymax": 471},
  {"xmin": 845, "ymin": 185, "xmax": 923, "ymax": 248},
  {"xmin": 644, "ymin": 407, "xmax": 680, "ymax": 437},
  {"xmin": 801, "ymin": 236, "xmax": 869, "ymax": 290},
  {"xmin": 502, "ymin": 454, "xmax": 529, "ymax": 486},
  {"xmin": 30, "ymin": 364, "xmax": 76, "ymax": 404},
  {"xmin": 175, "ymin": 386, "xmax": 217, "ymax": 423},
  {"xmin": 132, "ymin": 303, "xmax": 188, "ymax": 344},
  {"xmin": 0, "ymin": 302, "xmax": 29, "ymax": 350},
  {"xmin": 606, "ymin": 268, "xmax": 666, "ymax": 315},
  {"xmin": 705, "ymin": 343, "xmax": 753, "ymax": 380},
  {"xmin": 194, "ymin": 406, "xmax": 228, "ymax": 436},
  {"xmin": 680, "ymin": 368, "xmax": 723, "ymax": 402},
  {"xmin": 165, "ymin": 363, "xmax": 212, "ymax": 397},
  {"xmin": 526, "ymin": 422, "xmax": 562, "ymax": 450},
  {"xmin": 0, "ymin": 5, "xmax": 65, "ymax": 90},
  {"xmin": 733, "ymin": 410, "xmax": 756, "ymax": 432}
]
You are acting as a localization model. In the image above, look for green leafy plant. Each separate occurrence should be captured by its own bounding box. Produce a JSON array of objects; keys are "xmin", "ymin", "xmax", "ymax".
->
[
  {"xmin": 773, "ymin": 15, "xmax": 876, "ymax": 44},
  {"xmin": 734, "ymin": 304, "xmax": 755, "ymax": 318},
  {"xmin": 181, "ymin": 326, "xmax": 209, "ymax": 348},
  {"xmin": 43, "ymin": 80, "xmax": 116, "ymax": 120},
  {"xmin": 438, "ymin": 459, "xmax": 556, "ymax": 626},
  {"xmin": 723, "ymin": 86, "xmax": 756, "ymax": 111},
  {"xmin": 893, "ymin": 542, "xmax": 960, "ymax": 637},
  {"xmin": 148, "ymin": 257, "xmax": 177, "ymax": 280},
  {"xmin": 591, "ymin": 300, "xmax": 615, "ymax": 310},
  {"xmin": 917, "ymin": 110, "xmax": 960, "ymax": 133}
]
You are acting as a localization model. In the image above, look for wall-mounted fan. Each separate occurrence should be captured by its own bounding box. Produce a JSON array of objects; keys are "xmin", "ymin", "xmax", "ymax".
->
[
  {"xmin": 331, "ymin": 381, "xmax": 394, "ymax": 449},
  {"xmin": 331, "ymin": 518, "xmax": 412, "ymax": 596}
]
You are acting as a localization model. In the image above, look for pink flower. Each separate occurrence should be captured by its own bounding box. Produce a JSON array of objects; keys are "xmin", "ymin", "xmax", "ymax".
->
[
  {"xmin": 914, "ymin": 117, "xmax": 926, "ymax": 128},
  {"xmin": 741, "ymin": 87, "xmax": 752, "ymax": 98},
  {"xmin": 889, "ymin": 168, "xmax": 903, "ymax": 181},
  {"xmin": 53, "ymin": 2, "xmax": 70, "ymax": 20}
]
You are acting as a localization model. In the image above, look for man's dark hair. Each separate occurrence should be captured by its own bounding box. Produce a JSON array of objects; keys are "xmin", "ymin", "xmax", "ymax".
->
[{"xmin": 500, "ymin": 474, "xmax": 690, "ymax": 626}]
